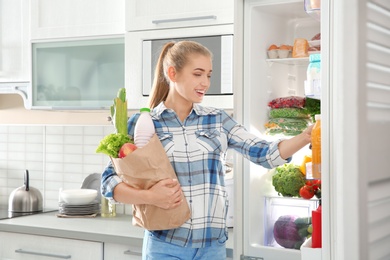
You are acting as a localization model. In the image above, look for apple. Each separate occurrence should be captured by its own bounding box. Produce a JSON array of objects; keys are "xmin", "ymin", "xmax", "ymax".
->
[{"xmin": 118, "ymin": 143, "xmax": 137, "ymax": 158}]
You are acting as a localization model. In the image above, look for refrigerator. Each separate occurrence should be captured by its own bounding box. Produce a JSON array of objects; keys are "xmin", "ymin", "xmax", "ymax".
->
[
  {"xmin": 233, "ymin": 0, "xmax": 326, "ymax": 259},
  {"xmin": 233, "ymin": 0, "xmax": 390, "ymax": 259}
]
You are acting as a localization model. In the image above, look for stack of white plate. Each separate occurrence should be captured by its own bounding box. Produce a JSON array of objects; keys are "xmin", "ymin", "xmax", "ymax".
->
[{"xmin": 58, "ymin": 201, "xmax": 100, "ymax": 216}]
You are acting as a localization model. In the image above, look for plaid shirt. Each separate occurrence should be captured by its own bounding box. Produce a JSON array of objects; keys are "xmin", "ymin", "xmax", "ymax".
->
[{"xmin": 101, "ymin": 102, "xmax": 290, "ymax": 248}]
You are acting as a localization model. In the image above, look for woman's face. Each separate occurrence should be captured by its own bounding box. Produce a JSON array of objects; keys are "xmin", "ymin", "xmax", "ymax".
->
[{"xmin": 170, "ymin": 54, "xmax": 212, "ymax": 104}]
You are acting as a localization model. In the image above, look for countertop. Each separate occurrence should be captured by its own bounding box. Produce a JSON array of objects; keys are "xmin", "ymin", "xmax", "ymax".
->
[
  {"xmin": 0, "ymin": 211, "xmax": 234, "ymax": 249},
  {"xmin": 0, "ymin": 211, "xmax": 144, "ymax": 245}
]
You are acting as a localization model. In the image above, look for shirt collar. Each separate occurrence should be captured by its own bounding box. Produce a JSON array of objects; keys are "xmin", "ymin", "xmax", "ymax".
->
[{"xmin": 151, "ymin": 102, "xmax": 221, "ymax": 119}]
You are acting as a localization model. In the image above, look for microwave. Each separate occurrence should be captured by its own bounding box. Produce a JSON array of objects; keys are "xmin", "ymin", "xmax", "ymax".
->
[{"xmin": 142, "ymin": 35, "xmax": 233, "ymax": 96}]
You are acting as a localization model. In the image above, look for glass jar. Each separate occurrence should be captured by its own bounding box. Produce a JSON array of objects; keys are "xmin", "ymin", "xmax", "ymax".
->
[{"xmin": 101, "ymin": 196, "xmax": 116, "ymax": 217}]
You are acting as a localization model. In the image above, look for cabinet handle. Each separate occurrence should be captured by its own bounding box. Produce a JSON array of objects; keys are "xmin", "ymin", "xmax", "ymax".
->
[
  {"xmin": 152, "ymin": 15, "xmax": 217, "ymax": 24},
  {"xmin": 123, "ymin": 249, "xmax": 142, "ymax": 256},
  {"xmin": 15, "ymin": 249, "xmax": 71, "ymax": 259}
]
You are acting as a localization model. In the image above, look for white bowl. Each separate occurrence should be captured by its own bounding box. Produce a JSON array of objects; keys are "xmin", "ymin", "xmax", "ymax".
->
[{"xmin": 60, "ymin": 189, "xmax": 98, "ymax": 205}]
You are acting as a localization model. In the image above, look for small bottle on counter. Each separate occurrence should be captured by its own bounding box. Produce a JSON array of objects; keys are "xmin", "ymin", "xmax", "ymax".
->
[
  {"xmin": 101, "ymin": 196, "xmax": 116, "ymax": 217},
  {"xmin": 134, "ymin": 108, "xmax": 155, "ymax": 148}
]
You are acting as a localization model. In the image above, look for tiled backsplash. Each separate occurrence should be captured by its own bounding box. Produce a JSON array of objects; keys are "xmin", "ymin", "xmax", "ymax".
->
[{"xmin": 0, "ymin": 125, "xmax": 132, "ymax": 214}]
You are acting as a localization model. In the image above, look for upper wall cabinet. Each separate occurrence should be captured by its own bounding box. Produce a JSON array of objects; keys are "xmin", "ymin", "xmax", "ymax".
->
[
  {"xmin": 30, "ymin": 0, "xmax": 125, "ymax": 40},
  {"xmin": 0, "ymin": 0, "xmax": 30, "ymax": 82},
  {"xmin": 126, "ymin": 0, "xmax": 234, "ymax": 31}
]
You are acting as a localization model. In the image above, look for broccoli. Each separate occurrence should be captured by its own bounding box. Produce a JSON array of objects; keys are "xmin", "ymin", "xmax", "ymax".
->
[
  {"xmin": 96, "ymin": 133, "xmax": 131, "ymax": 158},
  {"xmin": 272, "ymin": 163, "xmax": 305, "ymax": 197}
]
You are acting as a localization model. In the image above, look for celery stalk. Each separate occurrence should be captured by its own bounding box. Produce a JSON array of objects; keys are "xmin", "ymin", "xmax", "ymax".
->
[{"xmin": 113, "ymin": 88, "xmax": 128, "ymax": 135}]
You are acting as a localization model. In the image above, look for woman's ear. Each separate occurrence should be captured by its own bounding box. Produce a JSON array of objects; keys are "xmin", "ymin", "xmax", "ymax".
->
[{"xmin": 167, "ymin": 66, "xmax": 176, "ymax": 82}]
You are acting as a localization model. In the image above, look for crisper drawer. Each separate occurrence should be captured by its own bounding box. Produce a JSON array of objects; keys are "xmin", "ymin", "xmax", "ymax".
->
[
  {"xmin": 0, "ymin": 232, "xmax": 103, "ymax": 260},
  {"xmin": 104, "ymin": 242, "xmax": 143, "ymax": 260}
]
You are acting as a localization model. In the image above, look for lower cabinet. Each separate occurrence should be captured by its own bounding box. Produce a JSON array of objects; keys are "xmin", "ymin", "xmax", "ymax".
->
[
  {"xmin": 104, "ymin": 242, "xmax": 143, "ymax": 260},
  {"xmin": 0, "ymin": 232, "xmax": 103, "ymax": 260}
]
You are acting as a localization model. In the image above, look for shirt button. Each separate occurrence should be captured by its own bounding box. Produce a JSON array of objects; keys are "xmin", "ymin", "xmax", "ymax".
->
[
  {"xmin": 188, "ymin": 179, "xmax": 191, "ymax": 183},
  {"xmin": 189, "ymin": 200, "xmax": 192, "ymax": 203}
]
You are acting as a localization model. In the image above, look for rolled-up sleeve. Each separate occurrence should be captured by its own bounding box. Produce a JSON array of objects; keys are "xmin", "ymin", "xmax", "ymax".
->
[
  {"xmin": 101, "ymin": 161, "xmax": 123, "ymax": 202},
  {"xmin": 222, "ymin": 112, "xmax": 291, "ymax": 169}
]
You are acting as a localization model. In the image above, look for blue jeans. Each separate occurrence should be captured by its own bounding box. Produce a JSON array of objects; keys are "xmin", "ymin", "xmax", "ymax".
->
[{"xmin": 142, "ymin": 230, "xmax": 227, "ymax": 260}]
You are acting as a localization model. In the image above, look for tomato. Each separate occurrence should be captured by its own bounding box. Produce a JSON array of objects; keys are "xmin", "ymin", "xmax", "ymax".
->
[
  {"xmin": 299, "ymin": 185, "xmax": 315, "ymax": 199},
  {"xmin": 305, "ymin": 180, "xmax": 321, "ymax": 191}
]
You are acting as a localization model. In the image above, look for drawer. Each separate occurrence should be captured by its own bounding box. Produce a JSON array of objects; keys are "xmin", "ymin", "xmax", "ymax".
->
[{"xmin": 0, "ymin": 231, "xmax": 103, "ymax": 260}]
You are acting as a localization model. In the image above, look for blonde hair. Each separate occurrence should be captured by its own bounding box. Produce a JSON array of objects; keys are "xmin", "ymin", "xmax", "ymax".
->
[{"xmin": 148, "ymin": 41, "xmax": 212, "ymax": 108}]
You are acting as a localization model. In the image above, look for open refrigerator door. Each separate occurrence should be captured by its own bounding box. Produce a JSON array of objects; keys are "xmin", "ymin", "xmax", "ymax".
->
[{"xmin": 239, "ymin": 0, "xmax": 323, "ymax": 259}]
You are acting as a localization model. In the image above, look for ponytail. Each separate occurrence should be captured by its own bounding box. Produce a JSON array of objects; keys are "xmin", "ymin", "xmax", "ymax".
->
[{"xmin": 148, "ymin": 42, "xmax": 175, "ymax": 109}]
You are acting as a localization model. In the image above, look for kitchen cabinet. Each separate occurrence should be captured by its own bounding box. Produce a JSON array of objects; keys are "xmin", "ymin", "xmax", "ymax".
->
[
  {"xmin": 104, "ymin": 242, "xmax": 142, "ymax": 260},
  {"xmin": 125, "ymin": 0, "xmax": 234, "ymax": 31},
  {"xmin": 0, "ymin": 0, "xmax": 30, "ymax": 82},
  {"xmin": 0, "ymin": 231, "xmax": 103, "ymax": 259},
  {"xmin": 30, "ymin": 0, "xmax": 125, "ymax": 40}
]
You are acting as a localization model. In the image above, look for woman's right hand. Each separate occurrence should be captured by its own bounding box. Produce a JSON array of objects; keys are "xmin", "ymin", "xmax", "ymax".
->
[{"xmin": 148, "ymin": 179, "xmax": 183, "ymax": 210}]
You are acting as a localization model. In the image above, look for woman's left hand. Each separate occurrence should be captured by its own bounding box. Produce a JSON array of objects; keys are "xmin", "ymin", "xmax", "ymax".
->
[{"xmin": 302, "ymin": 124, "xmax": 314, "ymax": 144}]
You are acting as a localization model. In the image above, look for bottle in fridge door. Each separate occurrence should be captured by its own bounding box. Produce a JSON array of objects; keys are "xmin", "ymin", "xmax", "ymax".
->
[{"xmin": 311, "ymin": 114, "xmax": 322, "ymax": 179}]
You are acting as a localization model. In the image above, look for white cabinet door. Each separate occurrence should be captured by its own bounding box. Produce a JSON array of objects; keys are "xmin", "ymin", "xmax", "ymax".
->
[
  {"xmin": 104, "ymin": 242, "xmax": 143, "ymax": 260},
  {"xmin": 30, "ymin": 0, "xmax": 125, "ymax": 40},
  {"xmin": 126, "ymin": 0, "xmax": 234, "ymax": 31},
  {"xmin": 0, "ymin": 232, "xmax": 103, "ymax": 260},
  {"xmin": 0, "ymin": 0, "xmax": 30, "ymax": 82}
]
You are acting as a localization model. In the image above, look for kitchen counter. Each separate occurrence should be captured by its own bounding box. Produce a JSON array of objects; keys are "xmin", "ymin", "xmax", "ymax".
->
[
  {"xmin": 0, "ymin": 211, "xmax": 144, "ymax": 245},
  {"xmin": 0, "ymin": 211, "xmax": 234, "ymax": 249}
]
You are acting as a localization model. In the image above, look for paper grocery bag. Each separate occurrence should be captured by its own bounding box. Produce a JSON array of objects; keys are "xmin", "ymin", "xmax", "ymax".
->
[{"xmin": 110, "ymin": 134, "xmax": 191, "ymax": 230}]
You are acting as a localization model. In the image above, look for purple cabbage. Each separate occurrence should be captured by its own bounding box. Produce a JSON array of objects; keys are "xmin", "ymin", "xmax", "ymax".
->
[{"xmin": 273, "ymin": 215, "xmax": 306, "ymax": 249}]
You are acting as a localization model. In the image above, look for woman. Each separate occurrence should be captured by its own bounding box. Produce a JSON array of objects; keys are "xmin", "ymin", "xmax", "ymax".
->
[{"xmin": 101, "ymin": 41, "xmax": 313, "ymax": 259}]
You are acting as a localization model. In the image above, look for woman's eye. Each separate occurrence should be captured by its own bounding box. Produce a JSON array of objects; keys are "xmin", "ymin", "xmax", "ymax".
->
[{"xmin": 194, "ymin": 74, "xmax": 201, "ymax": 77}]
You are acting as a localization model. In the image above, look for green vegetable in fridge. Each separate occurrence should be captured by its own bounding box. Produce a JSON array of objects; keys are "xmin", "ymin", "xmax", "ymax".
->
[
  {"xmin": 266, "ymin": 128, "xmax": 304, "ymax": 136},
  {"xmin": 303, "ymin": 97, "xmax": 321, "ymax": 121},
  {"xmin": 272, "ymin": 163, "xmax": 306, "ymax": 197},
  {"xmin": 264, "ymin": 118, "xmax": 309, "ymax": 136},
  {"xmin": 269, "ymin": 108, "xmax": 309, "ymax": 119},
  {"xmin": 96, "ymin": 133, "xmax": 131, "ymax": 158}
]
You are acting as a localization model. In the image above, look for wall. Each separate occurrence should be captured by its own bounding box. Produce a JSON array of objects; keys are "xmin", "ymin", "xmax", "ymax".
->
[{"xmin": 0, "ymin": 110, "xmax": 133, "ymax": 214}]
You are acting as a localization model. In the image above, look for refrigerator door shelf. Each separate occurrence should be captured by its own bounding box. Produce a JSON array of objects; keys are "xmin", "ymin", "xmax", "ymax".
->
[{"xmin": 301, "ymin": 237, "xmax": 322, "ymax": 260}]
